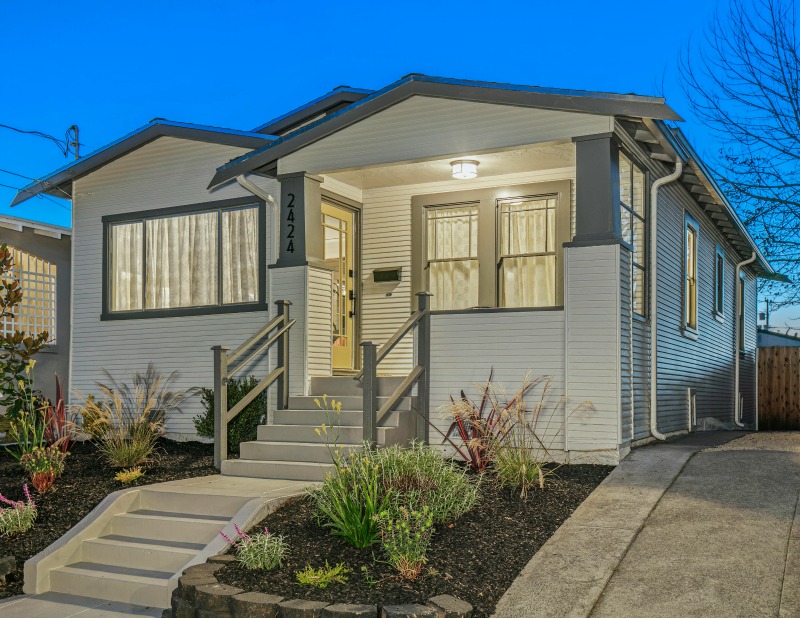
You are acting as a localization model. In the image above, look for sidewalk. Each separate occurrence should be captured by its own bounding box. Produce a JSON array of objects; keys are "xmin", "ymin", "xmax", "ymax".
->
[{"xmin": 494, "ymin": 431, "xmax": 800, "ymax": 617}]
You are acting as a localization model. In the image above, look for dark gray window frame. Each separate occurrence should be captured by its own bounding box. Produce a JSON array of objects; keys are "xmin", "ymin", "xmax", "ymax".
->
[
  {"xmin": 410, "ymin": 180, "xmax": 571, "ymax": 311},
  {"xmin": 101, "ymin": 196, "xmax": 268, "ymax": 321}
]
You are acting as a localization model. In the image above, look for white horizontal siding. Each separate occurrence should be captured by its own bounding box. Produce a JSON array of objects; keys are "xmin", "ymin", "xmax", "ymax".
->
[
  {"xmin": 307, "ymin": 266, "xmax": 332, "ymax": 378},
  {"xmin": 429, "ymin": 310, "xmax": 567, "ymax": 451},
  {"xmin": 280, "ymin": 96, "xmax": 611, "ymax": 174},
  {"xmin": 71, "ymin": 137, "xmax": 279, "ymax": 437},
  {"xmin": 359, "ymin": 167, "xmax": 576, "ymax": 374},
  {"xmin": 564, "ymin": 244, "xmax": 620, "ymax": 451},
  {"xmin": 270, "ymin": 266, "xmax": 309, "ymax": 396}
]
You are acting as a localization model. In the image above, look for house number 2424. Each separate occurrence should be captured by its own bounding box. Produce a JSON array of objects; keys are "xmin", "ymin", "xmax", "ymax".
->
[{"xmin": 286, "ymin": 193, "xmax": 295, "ymax": 253}]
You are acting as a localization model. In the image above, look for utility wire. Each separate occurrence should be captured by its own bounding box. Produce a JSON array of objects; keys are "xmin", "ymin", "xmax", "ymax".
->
[
  {"xmin": 0, "ymin": 167, "xmax": 73, "ymax": 200},
  {"xmin": 0, "ymin": 181, "xmax": 70, "ymax": 211},
  {"xmin": 0, "ymin": 123, "xmax": 83, "ymax": 159}
]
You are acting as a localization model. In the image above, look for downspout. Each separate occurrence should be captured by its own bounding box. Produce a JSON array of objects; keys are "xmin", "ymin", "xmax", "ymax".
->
[
  {"xmin": 236, "ymin": 174, "xmax": 279, "ymax": 263},
  {"xmin": 650, "ymin": 159, "xmax": 684, "ymax": 441},
  {"xmin": 734, "ymin": 252, "xmax": 757, "ymax": 427}
]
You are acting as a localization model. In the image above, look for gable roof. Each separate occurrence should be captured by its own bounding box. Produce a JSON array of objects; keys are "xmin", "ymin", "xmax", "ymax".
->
[
  {"xmin": 208, "ymin": 74, "xmax": 682, "ymax": 188},
  {"xmin": 253, "ymin": 86, "xmax": 374, "ymax": 136},
  {"xmin": 10, "ymin": 120, "xmax": 274, "ymax": 207}
]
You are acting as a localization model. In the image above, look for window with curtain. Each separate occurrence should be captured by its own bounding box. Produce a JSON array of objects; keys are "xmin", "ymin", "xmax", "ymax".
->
[
  {"xmin": 0, "ymin": 247, "xmax": 57, "ymax": 342},
  {"xmin": 425, "ymin": 203, "xmax": 479, "ymax": 311},
  {"xmin": 107, "ymin": 202, "xmax": 260, "ymax": 314},
  {"xmin": 498, "ymin": 197, "xmax": 556, "ymax": 308},
  {"xmin": 685, "ymin": 214, "xmax": 699, "ymax": 330},
  {"xmin": 619, "ymin": 152, "xmax": 647, "ymax": 315}
]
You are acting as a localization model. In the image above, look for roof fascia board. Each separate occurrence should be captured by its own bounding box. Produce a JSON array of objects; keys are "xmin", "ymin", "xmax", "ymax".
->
[
  {"xmin": 11, "ymin": 122, "xmax": 273, "ymax": 207},
  {"xmin": 253, "ymin": 88, "xmax": 373, "ymax": 135},
  {"xmin": 210, "ymin": 76, "xmax": 682, "ymax": 188},
  {"xmin": 0, "ymin": 215, "xmax": 71, "ymax": 237}
]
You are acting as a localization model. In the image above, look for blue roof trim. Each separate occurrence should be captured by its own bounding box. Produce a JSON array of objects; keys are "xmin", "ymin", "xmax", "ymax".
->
[
  {"xmin": 11, "ymin": 120, "xmax": 274, "ymax": 207},
  {"xmin": 252, "ymin": 86, "xmax": 374, "ymax": 134}
]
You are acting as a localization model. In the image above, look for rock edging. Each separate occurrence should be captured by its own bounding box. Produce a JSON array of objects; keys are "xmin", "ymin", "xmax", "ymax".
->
[{"xmin": 165, "ymin": 556, "xmax": 474, "ymax": 618}]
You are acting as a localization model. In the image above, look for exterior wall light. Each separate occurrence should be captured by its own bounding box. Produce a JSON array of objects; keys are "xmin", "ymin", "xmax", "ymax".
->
[{"xmin": 450, "ymin": 159, "xmax": 479, "ymax": 179}]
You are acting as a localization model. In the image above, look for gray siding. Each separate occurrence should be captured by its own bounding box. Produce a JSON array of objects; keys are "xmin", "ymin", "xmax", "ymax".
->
[
  {"xmin": 71, "ymin": 137, "xmax": 279, "ymax": 437},
  {"xmin": 0, "ymin": 225, "xmax": 71, "ymax": 404},
  {"xmin": 620, "ymin": 246, "xmax": 633, "ymax": 446}
]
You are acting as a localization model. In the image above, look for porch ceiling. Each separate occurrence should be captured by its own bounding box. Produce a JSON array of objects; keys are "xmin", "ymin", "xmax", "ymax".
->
[{"xmin": 325, "ymin": 142, "xmax": 575, "ymax": 190}]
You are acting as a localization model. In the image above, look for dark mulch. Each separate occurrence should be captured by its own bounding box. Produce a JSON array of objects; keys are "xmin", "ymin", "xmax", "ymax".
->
[
  {"xmin": 217, "ymin": 464, "xmax": 613, "ymax": 618},
  {"xmin": 0, "ymin": 438, "xmax": 216, "ymax": 599}
]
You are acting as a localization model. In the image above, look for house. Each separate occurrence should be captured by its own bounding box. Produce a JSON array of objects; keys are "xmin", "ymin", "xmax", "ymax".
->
[
  {"xmin": 12, "ymin": 75, "xmax": 775, "ymax": 470},
  {"xmin": 758, "ymin": 327, "xmax": 800, "ymax": 348},
  {"xmin": 0, "ymin": 215, "xmax": 71, "ymax": 404}
]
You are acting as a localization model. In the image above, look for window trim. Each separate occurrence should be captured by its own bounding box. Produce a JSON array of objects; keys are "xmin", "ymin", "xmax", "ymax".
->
[
  {"xmin": 714, "ymin": 244, "xmax": 725, "ymax": 319},
  {"xmin": 618, "ymin": 151, "xmax": 648, "ymax": 317},
  {"xmin": 683, "ymin": 212, "xmax": 699, "ymax": 335},
  {"xmin": 101, "ymin": 197, "xmax": 267, "ymax": 321}
]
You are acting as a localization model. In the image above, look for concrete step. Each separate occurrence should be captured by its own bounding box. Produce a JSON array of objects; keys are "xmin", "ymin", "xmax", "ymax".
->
[
  {"xmin": 222, "ymin": 458, "xmax": 333, "ymax": 482},
  {"xmin": 111, "ymin": 510, "xmax": 225, "ymax": 544},
  {"xmin": 81, "ymin": 535, "xmax": 199, "ymax": 573},
  {"xmin": 49, "ymin": 562, "xmax": 172, "ymax": 608},
  {"xmin": 138, "ymin": 489, "xmax": 251, "ymax": 519},
  {"xmin": 257, "ymin": 423, "xmax": 393, "ymax": 443},
  {"xmin": 309, "ymin": 375, "xmax": 406, "ymax": 397},
  {"xmin": 272, "ymin": 408, "xmax": 404, "ymax": 427},
  {"xmin": 239, "ymin": 440, "xmax": 360, "ymax": 463},
  {"xmin": 287, "ymin": 395, "xmax": 412, "ymax": 411}
]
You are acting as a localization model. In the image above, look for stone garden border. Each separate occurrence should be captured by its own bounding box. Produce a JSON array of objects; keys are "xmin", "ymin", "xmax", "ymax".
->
[{"xmin": 166, "ymin": 556, "xmax": 474, "ymax": 618}]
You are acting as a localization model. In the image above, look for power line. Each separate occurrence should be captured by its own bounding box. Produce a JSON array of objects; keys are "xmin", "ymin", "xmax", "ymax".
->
[
  {"xmin": 0, "ymin": 181, "xmax": 71, "ymax": 211},
  {"xmin": 0, "ymin": 123, "xmax": 83, "ymax": 159},
  {"xmin": 0, "ymin": 167, "xmax": 73, "ymax": 200}
]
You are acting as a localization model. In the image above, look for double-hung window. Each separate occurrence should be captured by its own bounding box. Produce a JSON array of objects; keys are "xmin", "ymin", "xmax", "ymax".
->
[
  {"xmin": 619, "ymin": 152, "xmax": 647, "ymax": 315},
  {"xmin": 684, "ymin": 214, "xmax": 699, "ymax": 331},
  {"xmin": 738, "ymin": 273, "xmax": 746, "ymax": 352},
  {"xmin": 425, "ymin": 203, "xmax": 479, "ymax": 311},
  {"xmin": 105, "ymin": 198, "xmax": 263, "ymax": 317},
  {"xmin": 715, "ymin": 244, "xmax": 725, "ymax": 317}
]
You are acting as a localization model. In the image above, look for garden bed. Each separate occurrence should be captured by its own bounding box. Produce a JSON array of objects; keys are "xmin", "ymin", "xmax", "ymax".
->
[
  {"xmin": 0, "ymin": 438, "xmax": 216, "ymax": 599},
  {"xmin": 215, "ymin": 464, "xmax": 612, "ymax": 618}
]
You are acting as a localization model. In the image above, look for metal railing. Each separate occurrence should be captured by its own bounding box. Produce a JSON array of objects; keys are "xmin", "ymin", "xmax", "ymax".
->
[
  {"xmin": 212, "ymin": 300, "xmax": 294, "ymax": 468},
  {"xmin": 358, "ymin": 292, "xmax": 431, "ymax": 446}
]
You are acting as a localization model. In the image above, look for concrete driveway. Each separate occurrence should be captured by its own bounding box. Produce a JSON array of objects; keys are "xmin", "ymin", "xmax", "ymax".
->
[{"xmin": 494, "ymin": 432, "xmax": 800, "ymax": 618}]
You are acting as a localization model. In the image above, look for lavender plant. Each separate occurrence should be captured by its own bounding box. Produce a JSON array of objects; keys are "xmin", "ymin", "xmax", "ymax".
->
[
  {"xmin": 0, "ymin": 484, "xmax": 37, "ymax": 535},
  {"xmin": 219, "ymin": 523, "xmax": 288, "ymax": 570}
]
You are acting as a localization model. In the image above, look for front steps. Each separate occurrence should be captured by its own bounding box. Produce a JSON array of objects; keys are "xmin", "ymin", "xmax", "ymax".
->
[{"xmin": 222, "ymin": 376, "xmax": 416, "ymax": 481}]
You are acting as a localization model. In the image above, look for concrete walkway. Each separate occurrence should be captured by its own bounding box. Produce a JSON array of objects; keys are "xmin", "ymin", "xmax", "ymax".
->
[
  {"xmin": 0, "ymin": 592, "xmax": 163, "ymax": 617},
  {"xmin": 494, "ymin": 431, "xmax": 800, "ymax": 618}
]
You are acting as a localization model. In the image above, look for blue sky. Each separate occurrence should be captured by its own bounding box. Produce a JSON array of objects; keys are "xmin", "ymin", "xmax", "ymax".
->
[{"xmin": 1, "ymin": 0, "xmax": 795, "ymax": 326}]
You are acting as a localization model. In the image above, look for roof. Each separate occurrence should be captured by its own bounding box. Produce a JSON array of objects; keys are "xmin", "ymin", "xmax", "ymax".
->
[
  {"xmin": 252, "ymin": 86, "xmax": 374, "ymax": 136},
  {"xmin": 10, "ymin": 120, "xmax": 274, "ymax": 207},
  {"xmin": 0, "ymin": 215, "xmax": 71, "ymax": 239},
  {"xmin": 209, "ymin": 74, "xmax": 683, "ymax": 188}
]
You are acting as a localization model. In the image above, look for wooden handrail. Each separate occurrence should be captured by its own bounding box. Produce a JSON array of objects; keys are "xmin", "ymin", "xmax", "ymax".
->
[
  {"xmin": 361, "ymin": 292, "xmax": 431, "ymax": 446},
  {"xmin": 212, "ymin": 300, "xmax": 293, "ymax": 469}
]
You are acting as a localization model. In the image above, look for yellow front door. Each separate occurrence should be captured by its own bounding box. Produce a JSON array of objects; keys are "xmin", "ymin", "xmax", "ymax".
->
[{"xmin": 322, "ymin": 202, "xmax": 356, "ymax": 371}]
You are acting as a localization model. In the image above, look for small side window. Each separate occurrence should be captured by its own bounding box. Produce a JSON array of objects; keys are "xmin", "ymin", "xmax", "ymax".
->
[
  {"xmin": 738, "ymin": 273, "xmax": 746, "ymax": 352},
  {"xmin": 684, "ymin": 213, "xmax": 699, "ymax": 331},
  {"xmin": 715, "ymin": 244, "xmax": 725, "ymax": 317}
]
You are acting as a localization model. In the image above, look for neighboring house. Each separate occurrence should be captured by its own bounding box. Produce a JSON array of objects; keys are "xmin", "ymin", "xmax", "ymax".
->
[
  {"xmin": 12, "ymin": 75, "xmax": 775, "ymax": 465},
  {"xmin": 0, "ymin": 215, "xmax": 71, "ymax": 404},
  {"xmin": 758, "ymin": 327, "xmax": 800, "ymax": 348}
]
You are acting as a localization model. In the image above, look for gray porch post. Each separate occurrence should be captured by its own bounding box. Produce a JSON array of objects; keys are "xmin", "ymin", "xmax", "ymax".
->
[
  {"xmin": 571, "ymin": 134, "xmax": 622, "ymax": 246},
  {"xmin": 361, "ymin": 341, "xmax": 378, "ymax": 447},
  {"xmin": 274, "ymin": 172, "xmax": 324, "ymax": 267},
  {"xmin": 212, "ymin": 345, "xmax": 229, "ymax": 469},
  {"xmin": 415, "ymin": 292, "xmax": 432, "ymax": 444}
]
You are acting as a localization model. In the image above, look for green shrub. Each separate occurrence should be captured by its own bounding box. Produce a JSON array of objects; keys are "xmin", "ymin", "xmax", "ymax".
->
[
  {"xmin": 20, "ymin": 445, "xmax": 67, "ymax": 493},
  {"xmin": 309, "ymin": 447, "xmax": 389, "ymax": 548},
  {"xmin": 5, "ymin": 370, "xmax": 47, "ymax": 462},
  {"xmin": 194, "ymin": 376, "xmax": 267, "ymax": 454},
  {"xmin": 0, "ymin": 484, "xmax": 37, "ymax": 535},
  {"xmin": 375, "ymin": 441, "xmax": 479, "ymax": 524},
  {"xmin": 375, "ymin": 505, "xmax": 434, "ymax": 580},
  {"xmin": 220, "ymin": 523, "xmax": 288, "ymax": 570},
  {"xmin": 295, "ymin": 562, "xmax": 350, "ymax": 588},
  {"xmin": 115, "ymin": 467, "xmax": 144, "ymax": 484}
]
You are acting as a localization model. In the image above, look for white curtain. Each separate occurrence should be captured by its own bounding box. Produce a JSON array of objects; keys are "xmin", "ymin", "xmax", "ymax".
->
[
  {"xmin": 427, "ymin": 206, "xmax": 479, "ymax": 311},
  {"xmin": 146, "ymin": 212, "xmax": 218, "ymax": 309},
  {"xmin": 500, "ymin": 200, "xmax": 555, "ymax": 308},
  {"xmin": 110, "ymin": 222, "xmax": 143, "ymax": 311},
  {"xmin": 222, "ymin": 207, "xmax": 259, "ymax": 304}
]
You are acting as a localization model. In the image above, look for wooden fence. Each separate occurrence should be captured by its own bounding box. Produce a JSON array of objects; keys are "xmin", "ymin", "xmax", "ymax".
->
[{"xmin": 758, "ymin": 346, "xmax": 800, "ymax": 430}]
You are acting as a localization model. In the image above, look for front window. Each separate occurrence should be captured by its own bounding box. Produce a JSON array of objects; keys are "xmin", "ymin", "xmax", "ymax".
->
[
  {"xmin": 685, "ymin": 214, "xmax": 699, "ymax": 330},
  {"xmin": 0, "ymin": 247, "xmax": 57, "ymax": 342},
  {"xmin": 425, "ymin": 203, "xmax": 479, "ymax": 311},
  {"xmin": 498, "ymin": 196, "xmax": 556, "ymax": 308},
  {"xmin": 107, "ymin": 201, "xmax": 261, "ymax": 315},
  {"xmin": 619, "ymin": 153, "xmax": 647, "ymax": 315}
]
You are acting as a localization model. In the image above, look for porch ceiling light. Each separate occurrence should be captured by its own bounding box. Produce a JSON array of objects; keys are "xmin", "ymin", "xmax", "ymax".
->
[{"xmin": 450, "ymin": 159, "xmax": 479, "ymax": 179}]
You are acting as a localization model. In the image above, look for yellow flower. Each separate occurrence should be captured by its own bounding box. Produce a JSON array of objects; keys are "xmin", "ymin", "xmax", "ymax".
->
[
  {"xmin": 314, "ymin": 398, "xmax": 321, "ymax": 408},
  {"xmin": 17, "ymin": 380, "xmax": 25, "ymax": 390},
  {"xmin": 314, "ymin": 427, "xmax": 321, "ymax": 437}
]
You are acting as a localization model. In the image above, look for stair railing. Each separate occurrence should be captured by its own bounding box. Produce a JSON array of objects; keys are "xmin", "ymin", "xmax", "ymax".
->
[
  {"xmin": 212, "ymin": 300, "xmax": 294, "ymax": 468},
  {"xmin": 357, "ymin": 292, "xmax": 431, "ymax": 446}
]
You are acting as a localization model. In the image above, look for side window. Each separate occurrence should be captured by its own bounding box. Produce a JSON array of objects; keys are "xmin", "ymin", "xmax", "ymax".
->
[
  {"xmin": 684, "ymin": 214, "xmax": 699, "ymax": 331},
  {"xmin": 715, "ymin": 244, "xmax": 725, "ymax": 317},
  {"xmin": 619, "ymin": 152, "xmax": 647, "ymax": 315},
  {"xmin": 424, "ymin": 203, "xmax": 479, "ymax": 311},
  {"xmin": 739, "ymin": 273, "xmax": 746, "ymax": 351}
]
